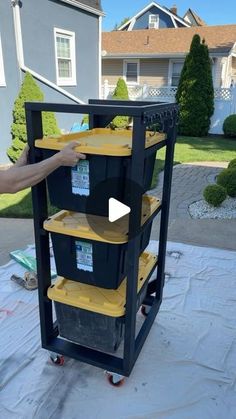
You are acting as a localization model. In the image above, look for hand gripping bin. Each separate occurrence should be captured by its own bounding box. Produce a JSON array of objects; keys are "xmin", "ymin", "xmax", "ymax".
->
[
  {"xmin": 44, "ymin": 195, "xmax": 160, "ymax": 289},
  {"xmin": 35, "ymin": 128, "xmax": 165, "ymax": 215},
  {"xmin": 47, "ymin": 252, "xmax": 157, "ymax": 353}
]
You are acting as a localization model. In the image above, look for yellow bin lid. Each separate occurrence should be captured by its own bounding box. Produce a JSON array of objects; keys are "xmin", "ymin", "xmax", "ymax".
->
[
  {"xmin": 47, "ymin": 251, "xmax": 157, "ymax": 317},
  {"xmin": 35, "ymin": 128, "xmax": 166, "ymax": 156},
  {"xmin": 44, "ymin": 195, "xmax": 160, "ymax": 244}
]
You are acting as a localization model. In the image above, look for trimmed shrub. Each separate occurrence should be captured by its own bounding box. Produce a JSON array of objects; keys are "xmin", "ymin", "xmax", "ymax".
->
[
  {"xmin": 176, "ymin": 34, "xmax": 214, "ymax": 136},
  {"xmin": 7, "ymin": 72, "xmax": 60, "ymax": 163},
  {"xmin": 203, "ymin": 184, "xmax": 227, "ymax": 207},
  {"xmin": 223, "ymin": 115, "xmax": 236, "ymax": 138},
  {"xmin": 110, "ymin": 78, "xmax": 129, "ymax": 129},
  {"xmin": 217, "ymin": 168, "xmax": 236, "ymax": 197},
  {"xmin": 228, "ymin": 158, "xmax": 236, "ymax": 169}
]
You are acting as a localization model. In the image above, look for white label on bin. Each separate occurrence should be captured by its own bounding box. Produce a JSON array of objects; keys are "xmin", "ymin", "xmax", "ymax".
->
[
  {"xmin": 71, "ymin": 160, "xmax": 90, "ymax": 196},
  {"xmin": 75, "ymin": 240, "xmax": 93, "ymax": 272}
]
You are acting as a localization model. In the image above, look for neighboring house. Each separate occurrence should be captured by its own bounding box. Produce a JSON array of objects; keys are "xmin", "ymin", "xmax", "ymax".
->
[
  {"xmin": 0, "ymin": 0, "xmax": 104, "ymax": 163},
  {"xmin": 102, "ymin": 25, "xmax": 236, "ymax": 90},
  {"xmin": 183, "ymin": 8, "xmax": 207, "ymax": 27},
  {"xmin": 117, "ymin": 2, "xmax": 205, "ymax": 31}
]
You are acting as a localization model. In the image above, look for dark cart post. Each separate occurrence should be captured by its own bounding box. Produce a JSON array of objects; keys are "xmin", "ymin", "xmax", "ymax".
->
[
  {"xmin": 25, "ymin": 100, "xmax": 178, "ymax": 379},
  {"xmin": 25, "ymin": 108, "xmax": 54, "ymax": 345}
]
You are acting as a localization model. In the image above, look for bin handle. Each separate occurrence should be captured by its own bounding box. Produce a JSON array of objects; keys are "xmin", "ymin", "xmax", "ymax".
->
[{"xmin": 54, "ymin": 278, "xmax": 67, "ymax": 296}]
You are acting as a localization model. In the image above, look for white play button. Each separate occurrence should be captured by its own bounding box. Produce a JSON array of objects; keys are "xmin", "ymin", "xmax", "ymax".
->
[{"xmin": 108, "ymin": 198, "xmax": 131, "ymax": 222}]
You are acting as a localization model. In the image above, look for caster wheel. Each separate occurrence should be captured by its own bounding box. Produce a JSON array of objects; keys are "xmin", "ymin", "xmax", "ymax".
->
[
  {"xmin": 141, "ymin": 305, "xmax": 150, "ymax": 316},
  {"xmin": 50, "ymin": 354, "xmax": 64, "ymax": 366},
  {"xmin": 106, "ymin": 372, "xmax": 125, "ymax": 387}
]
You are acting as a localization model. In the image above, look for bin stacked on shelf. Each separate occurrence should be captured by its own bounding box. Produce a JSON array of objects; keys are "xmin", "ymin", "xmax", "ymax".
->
[{"xmin": 36, "ymin": 128, "xmax": 164, "ymax": 352}]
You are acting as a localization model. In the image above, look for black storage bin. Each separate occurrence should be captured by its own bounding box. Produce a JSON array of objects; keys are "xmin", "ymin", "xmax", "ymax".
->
[
  {"xmin": 54, "ymin": 304, "xmax": 123, "ymax": 353},
  {"xmin": 44, "ymin": 196, "xmax": 160, "ymax": 289},
  {"xmin": 47, "ymin": 252, "xmax": 157, "ymax": 353},
  {"xmin": 35, "ymin": 128, "xmax": 165, "ymax": 215}
]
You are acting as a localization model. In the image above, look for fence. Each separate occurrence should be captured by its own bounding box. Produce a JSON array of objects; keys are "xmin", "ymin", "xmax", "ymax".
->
[{"xmin": 102, "ymin": 80, "xmax": 236, "ymax": 135}]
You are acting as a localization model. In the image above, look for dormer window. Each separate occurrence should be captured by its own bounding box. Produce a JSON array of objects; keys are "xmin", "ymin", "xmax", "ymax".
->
[{"xmin": 149, "ymin": 14, "xmax": 159, "ymax": 29}]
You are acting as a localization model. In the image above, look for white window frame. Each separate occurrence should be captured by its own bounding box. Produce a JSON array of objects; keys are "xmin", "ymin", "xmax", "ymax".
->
[
  {"xmin": 123, "ymin": 59, "xmax": 140, "ymax": 85},
  {"xmin": 0, "ymin": 35, "xmax": 6, "ymax": 87},
  {"xmin": 54, "ymin": 28, "xmax": 76, "ymax": 86},
  {"xmin": 168, "ymin": 59, "xmax": 184, "ymax": 87},
  {"xmin": 148, "ymin": 14, "xmax": 159, "ymax": 29}
]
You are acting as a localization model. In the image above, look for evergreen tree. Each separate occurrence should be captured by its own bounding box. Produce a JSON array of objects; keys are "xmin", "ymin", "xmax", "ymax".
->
[
  {"xmin": 176, "ymin": 34, "xmax": 214, "ymax": 136},
  {"xmin": 111, "ymin": 78, "xmax": 129, "ymax": 129},
  {"xmin": 7, "ymin": 72, "xmax": 60, "ymax": 162}
]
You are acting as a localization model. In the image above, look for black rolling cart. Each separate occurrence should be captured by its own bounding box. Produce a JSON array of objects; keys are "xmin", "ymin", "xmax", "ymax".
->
[{"xmin": 25, "ymin": 99, "xmax": 178, "ymax": 385}]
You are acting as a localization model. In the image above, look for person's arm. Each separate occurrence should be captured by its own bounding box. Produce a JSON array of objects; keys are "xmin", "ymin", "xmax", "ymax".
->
[
  {"xmin": 0, "ymin": 142, "xmax": 86, "ymax": 194},
  {"xmin": 14, "ymin": 145, "xmax": 29, "ymax": 168}
]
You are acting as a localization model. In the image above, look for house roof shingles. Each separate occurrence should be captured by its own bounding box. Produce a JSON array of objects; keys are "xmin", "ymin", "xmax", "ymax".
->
[{"xmin": 102, "ymin": 25, "xmax": 236, "ymax": 56}]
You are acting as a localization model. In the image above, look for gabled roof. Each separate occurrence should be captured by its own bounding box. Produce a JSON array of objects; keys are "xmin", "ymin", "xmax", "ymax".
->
[
  {"xmin": 118, "ymin": 1, "xmax": 190, "ymax": 30},
  {"xmin": 183, "ymin": 8, "xmax": 206, "ymax": 26},
  {"xmin": 59, "ymin": 0, "xmax": 104, "ymax": 16},
  {"xmin": 77, "ymin": 0, "xmax": 103, "ymax": 11},
  {"xmin": 102, "ymin": 25, "xmax": 236, "ymax": 57}
]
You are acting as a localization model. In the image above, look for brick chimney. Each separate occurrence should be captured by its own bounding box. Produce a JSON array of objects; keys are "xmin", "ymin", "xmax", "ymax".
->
[{"xmin": 170, "ymin": 4, "xmax": 177, "ymax": 15}]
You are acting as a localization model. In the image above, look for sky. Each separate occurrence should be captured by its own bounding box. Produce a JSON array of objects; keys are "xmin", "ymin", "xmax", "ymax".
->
[{"xmin": 101, "ymin": 0, "xmax": 236, "ymax": 31}]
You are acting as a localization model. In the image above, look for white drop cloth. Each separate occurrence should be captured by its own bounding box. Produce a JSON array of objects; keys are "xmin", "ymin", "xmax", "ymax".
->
[{"xmin": 0, "ymin": 242, "xmax": 236, "ymax": 419}]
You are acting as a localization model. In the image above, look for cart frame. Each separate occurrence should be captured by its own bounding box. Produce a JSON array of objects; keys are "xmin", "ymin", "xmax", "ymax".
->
[{"xmin": 25, "ymin": 99, "xmax": 178, "ymax": 377}]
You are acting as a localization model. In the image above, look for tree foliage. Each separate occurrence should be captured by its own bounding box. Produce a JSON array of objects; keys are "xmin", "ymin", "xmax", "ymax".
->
[
  {"xmin": 7, "ymin": 72, "xmax": 60, "ymax": 163},
  {"xmin": 113, "ymin": 17, "xmax": 130, "ymax": 31},
  {"xmin": 176, "ymin": 34, "xmax": 214, "ymax": 136},
  {"xmin": 217, "ymin": 168, "xmax": 236, "ymax": 197},
  {"xmin": 203, "ymin": 184, "xmax": 227, "ymax": 207},
  {"xmin": 223, "ymin": 114, "xmax": 236, "ymax": 138},
  {"xmin": 111, "ymin": 78, "xmax": 130, "ymax": 129}
]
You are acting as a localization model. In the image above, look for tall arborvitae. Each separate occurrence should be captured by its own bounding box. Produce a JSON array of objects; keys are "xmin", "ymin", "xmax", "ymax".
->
[
  {"xmin": 176, "ymin": 34, "xmax": 214, "ymax": 136},
  {"xmin": 111, "ymin": 78, "xmax": 129, "ymax": 129},
  {"xmin": 8, "ymin": 72, "xmax": 60, "ymax": 162}
]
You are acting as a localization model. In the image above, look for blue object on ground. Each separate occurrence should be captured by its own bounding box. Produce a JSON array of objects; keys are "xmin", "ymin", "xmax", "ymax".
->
[{"xmin": 70, "ymin": 123, "xmax": 89, "ymax": 133}]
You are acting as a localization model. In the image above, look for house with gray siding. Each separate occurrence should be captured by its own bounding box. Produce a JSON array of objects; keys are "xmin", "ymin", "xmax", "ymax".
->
[{"xmin": 0, "ymin": 0, "xmax": 103, "ymax": 164}]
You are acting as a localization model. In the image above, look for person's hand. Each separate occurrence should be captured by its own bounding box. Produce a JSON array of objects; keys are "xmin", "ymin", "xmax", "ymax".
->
[{"xmin": 57, "ymin": 141, "xmax": 86, "ymax": 166}]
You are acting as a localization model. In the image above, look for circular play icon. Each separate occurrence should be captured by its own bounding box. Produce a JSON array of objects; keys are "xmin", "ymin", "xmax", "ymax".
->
[
  {"xmin": 108, "ymin": 197, "xmax": 131, "ymax": 222},
  {"xmin": 85, "ymin": 178, "xmax": 160, "ymax": 242}
]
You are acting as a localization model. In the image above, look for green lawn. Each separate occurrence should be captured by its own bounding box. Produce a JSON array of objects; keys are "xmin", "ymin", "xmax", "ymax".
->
[
  {"xmin": 0, "ymin": 188, "xmax": 32, "ymax": 218},
  {"xmin": 0, "ymin": 188, "xmax": 58, "ymax": 218},
  {"xmin": 1, "ymin": 136, "xmax": 235, "ymax": 217}
]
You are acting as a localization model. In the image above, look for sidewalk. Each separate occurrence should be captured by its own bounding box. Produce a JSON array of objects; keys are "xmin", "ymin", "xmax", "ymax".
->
[
  {"xmin": 1, "ymin": 162, "xmax": 236, "ymax": 265},
  {"xmin": 0, "ymin": 218, "xmax": 34, "ymax": 265}
]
